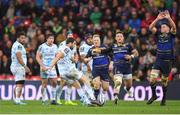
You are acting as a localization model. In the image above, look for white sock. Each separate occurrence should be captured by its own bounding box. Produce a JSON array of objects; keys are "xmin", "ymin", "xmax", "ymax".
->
[
  {"xmin": 51, "ymin": 86, "xmax": 56, "ymax": 101},
  {"xmin": 65, "ymin": 87, "xmax": 72, "ymax": 101},
  {"xmin": 77, "ymin": 88, "xmax": 90, "ymax": 104},
  {"xmin": 56, "ymin": 85, "xmax": 63, "ymax": 101},
  {"xmin": 84, "ymin": 84, "xmax": 95, "ymax": 100},
  {"xmin": 15, "ymin": 87, "xmax": 21, "ymax": 102},
  {"xmin": 41, "ymin": 87, "xmax": 47, "ymax": 102}
]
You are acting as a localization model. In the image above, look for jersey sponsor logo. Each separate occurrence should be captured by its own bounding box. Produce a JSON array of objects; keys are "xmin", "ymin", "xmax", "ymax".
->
[
  {"xmin": 17, "ymin": 45, "xmax": 22, "ymax": 50},
  {"xmin": 64, "ymin": 48, "xmax": 69, "ymax": 54}
]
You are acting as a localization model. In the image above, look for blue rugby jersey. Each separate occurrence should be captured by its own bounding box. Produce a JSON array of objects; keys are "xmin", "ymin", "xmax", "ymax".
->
[
  {"xmin": 86, "ymin": 45, "xmax": 109, "ymax": 68},
  {"xmin": 111, "ymin": 43, "xmax": 133, "ymax": 66},
  {"xmin": 156, "ymin": 32, "xmax": 175, "ymax": 60}
]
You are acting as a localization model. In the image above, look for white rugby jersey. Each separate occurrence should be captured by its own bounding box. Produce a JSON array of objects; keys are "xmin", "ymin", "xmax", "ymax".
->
[
  {"xmin": 11, "ymin": 41, "xmax": 27, "ymax": 67},
  {"xmin": 37, "ymin": 43, "xmax": 58, "ymax": 67},
  {"xmin": 57, "ymin": 45, "xmax": 75, "ymax": 70},
  {"xmin": 79, "ymin": 42, "xmax": 93, "ymax": 71}
]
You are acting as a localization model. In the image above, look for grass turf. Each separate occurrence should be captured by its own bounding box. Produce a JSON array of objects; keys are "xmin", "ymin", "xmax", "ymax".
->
[{"xmin": 0, "ymin": 100, "xmax": 180, "ymax": 114}]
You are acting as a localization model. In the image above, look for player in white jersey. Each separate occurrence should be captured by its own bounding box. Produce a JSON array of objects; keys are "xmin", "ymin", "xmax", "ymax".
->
[
  {"xmin": 79, "ymin": 33, "xmax": 93, "ymax": 79},
  {"xmin": 56, "ymin": 31, "xmax": 78, "ymax": 105},
  {"xmin": 10, "ymin": 32, "xmax": 30, "ymax": 105},
  {"xmin": 49, "ymin": 38, "xmax": 100, "ymax": 106},
  {"xmin": 36, "ymin": 34, "xmax": 58, "ymax": 105}
]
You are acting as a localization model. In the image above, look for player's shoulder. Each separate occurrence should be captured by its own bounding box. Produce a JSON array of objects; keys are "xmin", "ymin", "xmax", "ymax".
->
[
  {"xmin": 52, "ymin": 44, "xmax": 58, "ymax": 48},
  {"xmin": 13, "ymin": 41, "xmax": 24, "ymax": 49}
]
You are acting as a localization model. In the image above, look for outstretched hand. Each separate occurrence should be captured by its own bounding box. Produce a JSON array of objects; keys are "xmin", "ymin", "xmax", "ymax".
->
[
  {"xmin": 164, "ymin": 10, "xmax": 171, "ymax": 19},
  {"xmin": 157, "ymin": 12, "xmax": 165, "ymax": 20}
]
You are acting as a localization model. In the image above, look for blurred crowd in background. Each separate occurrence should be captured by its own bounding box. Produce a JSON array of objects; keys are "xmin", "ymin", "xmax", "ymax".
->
[{"xmin": 0, "ymin": 0, "xmax": 180, "ymax": 81}]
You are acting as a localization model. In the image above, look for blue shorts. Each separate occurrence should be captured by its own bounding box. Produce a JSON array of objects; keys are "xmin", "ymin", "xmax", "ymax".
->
[
  {"xmin": 113, "ymin": 64, "xmax": 132, "ymax": 75},
  {"xmin": 152, "ymin": 58, "xmax": 172, "ymax": 77},
  {"xmin": 92, "ymin": 67, "xmax": 109, "ymax": 82}
]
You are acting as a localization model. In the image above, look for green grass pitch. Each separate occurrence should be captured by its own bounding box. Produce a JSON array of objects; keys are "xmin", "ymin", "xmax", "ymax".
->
[{"xmin": 0, "ymin": 100, "xmax": 180, "ymax": 114}]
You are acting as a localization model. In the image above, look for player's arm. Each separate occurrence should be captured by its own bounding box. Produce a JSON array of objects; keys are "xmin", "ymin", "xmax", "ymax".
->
[
  {"xmin": 36, "ymin": 51, "xmax": 48, "ymax": 71},
  {"xmin": 149, "ymin": 12, "xmax": 165, "ymax": 34},
  {"xmin": 16, "ymin": 52, "xmax": 30, "ymax": 73},
  {"xmin": 125, "ymin": 45, "xmax": 139, "ymax": 61},
  {"xmin": 50, "ymin": 51, "xmax": 64, "ymax": 69},
  {"xmin": 84, "ymin": 49, "xmax": 92, "ymax": 63},
  {"xmin": 164, "ymin": 10, "xmax": 176, "ymax": 34}
]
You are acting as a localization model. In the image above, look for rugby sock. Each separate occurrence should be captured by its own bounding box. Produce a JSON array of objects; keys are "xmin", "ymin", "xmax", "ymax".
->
[
  {"xmin": 77, "ymin": 88, "xmax": 90, "ymax": 104},
  {"xmin": 94, "ymin": 89, "xmax": 100, "ymax": 100},
  {"xmin": 56, "ymin": 85, "xmax": 63, "ymax": 100},
  {"xmin": 65, "ymin": 87, "xmax": 72, "ymax": 101},
  {"xmin": 41, "ymin": 87, "xmax": 47, "ymax": 102},
  {"xmin": 84, "ymin": 84, "xmax": 95, "ymax": 100},
  {"xmin": 162, "ymin": 86, "xmax": 167, "ymax": 100},
  {"xmin": 150, "ymin": 83, "xmax": 157, "ymax": 97},
  {"xmin": 51, "ymin": 86, "xmax": 56, "ymax": 101},
  {"xmin": 15, "ymin": 86, "xmax": 21, "ymax": 102}
]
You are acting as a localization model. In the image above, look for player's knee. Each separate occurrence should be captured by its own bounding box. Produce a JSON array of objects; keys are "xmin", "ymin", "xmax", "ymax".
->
[
  {"xmin": 92, "ymin": 79, "xmax": 100, "ymax": 89},
  {"xmin": 114, "ymin": 76, "xmax": 122, "ymax": 86},
  {"xmin": 102, "ymin": 84, "xmax": 109, "ymax": 91},
  {"xmin": 149, "ymin": 72, "xmax": 158, "ymax": 84}
]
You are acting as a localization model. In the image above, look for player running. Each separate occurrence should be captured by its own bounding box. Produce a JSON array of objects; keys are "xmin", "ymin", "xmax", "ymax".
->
[
  {"xmin": 56, "ymin": 31, "xmax": 78, "ymax": 105},
  {"xmin": 49, "ymin": 38, "xmax": 99, "ymax": 106},
  {"xmin": 95, "ymin": 31, "xmax": 138, "ymax": 104},
  {"xmin": 84, "ymin": 34, "xmax": 110, "ymax": 105},
  {"xmin": 10, "ymin": 31, "xmax": 30, "ymax": 105},
  {"xmin": 36, "ymin": 34, "xmax": 58, "ymax": 105},
  {"xmin": 147, "ymin": 10, "xmax": 176, "ymax": 106}
]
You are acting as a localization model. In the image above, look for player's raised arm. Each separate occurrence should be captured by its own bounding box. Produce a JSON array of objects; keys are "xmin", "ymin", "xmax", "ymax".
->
[
  {"xmin": 149, "ymin": 12, "xmax": 165, "ymax": 34},
  {"xmin": 164, "ymin": 10, "xmax": 177, "ymax": 34}
]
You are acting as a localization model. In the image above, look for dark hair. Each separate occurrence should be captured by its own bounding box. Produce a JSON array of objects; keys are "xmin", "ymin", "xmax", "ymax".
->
[
  {"xmin": 16, "ymin": 31, "xmax": 26, "ymax": 38},
  {"xmin": 46, "ymin": 34, "xmax": 54, "ymax": 39},
  {"xmin": 66, "ymin": 37, "xmax": 75, "ymax": 44},
  {"xmin": 115, "ymin": 31, "xmax": 124, "ymax": 35}
]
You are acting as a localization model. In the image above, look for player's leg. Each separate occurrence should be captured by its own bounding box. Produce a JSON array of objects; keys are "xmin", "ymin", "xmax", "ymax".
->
[
  {"xmin": 56, "ymin": 78, "xmax": 65, "ymax": 105},
  {"xmin": 160, "ymin": 60, "xmax": 172, "ymax": 106},
  {"xmin": 64, "ymin": 84, "xmax": 78, "ymax": 106},
  {"xmin": 99, "ymin": 69, "xmax": 110, "ymax": 104},
  {"xmin": 123, "ymin": 74, "xmax": 133, "ymax": 97},
  {"xmin": 101, "ymin": 80, "xmax": 109, "ymax": 104},
  {"xmin": 41, "ymin": 78, "xmax": 48, "ymax": 104},
  {"xmin": 92, "ymin": 76, "xmax": 101, "ymax": 100},
  {"xmin": 11, "ymin": 66, "xmax": 26, "ymax": 105},
  {"xmin": 49, "ymin": 78, "xmax": 58, "ymax": 105},
  {"xmin": 71, "ymin": 68, "xmax": 96, "ymax": 100},
  {"xmin": 14, "ymin": 81, "xmax": 25, "ymax": 104},
  {"xmin": 113, "ymin": 74, "xmax": 123, "ymax": 104},
  {"xmin": 68, "ymin": 80, "xmax": 92, "ymax": 106},
  {"xmin": 147, "ymin": 69, "xmax": 160, "ymax": 105}
]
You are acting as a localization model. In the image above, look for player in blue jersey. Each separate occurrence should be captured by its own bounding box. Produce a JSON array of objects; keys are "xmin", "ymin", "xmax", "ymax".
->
[
  {"xmin": 96, "ymin": 31, "xmax": 138, "ymax": 104},
  {"xmin": 147, "ymin": 10, "xmax": 176, "ymax": 106},
  {"xmin": 85, "ymin": 34, "xmax": 110, "ymax": 105}
]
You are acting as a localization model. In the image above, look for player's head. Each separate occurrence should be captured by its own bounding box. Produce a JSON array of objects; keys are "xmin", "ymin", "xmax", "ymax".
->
[
  {"xmin": 46, "ymin": 34, "xmax": 54, "ymax": 45},
  {"xmin": 115, "ymin": 31, "xmax": 124, "ymax": 44},
  {"xmin": 17, "ymin": 31, "xmax": 26, "ymax": 44},
  {"xmin": 66, "ymin": 30, "xmax": 73, "ymax": 39},
  {"xmin": 85, "ymin": 33, "xmax": 93, "ymax": 45},
  {"xmin": 160, "ymin": 23, "xmax": 170, "ymax": 34},
  {"xmin": 93, "ymin": 34, "xmax": 101, "ymax": 47},
  {"xmin": 66, "ymin": 37, "xmax": 76, "ymax": 49}
]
